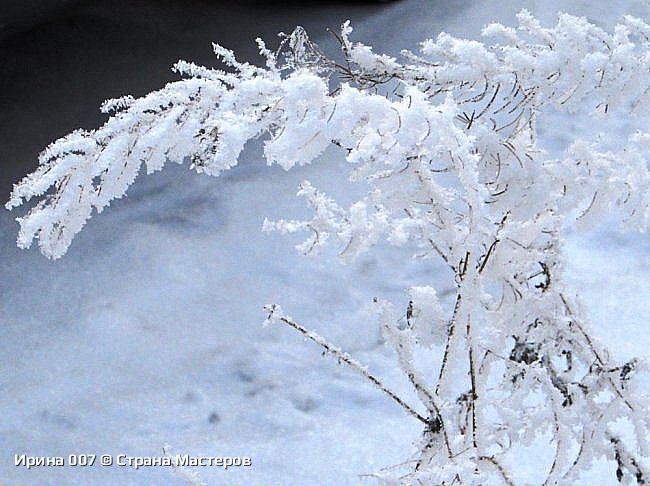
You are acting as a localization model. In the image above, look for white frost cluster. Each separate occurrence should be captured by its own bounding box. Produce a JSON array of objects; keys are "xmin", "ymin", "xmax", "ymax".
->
[{"xmin": 7, "ymin": 11, "xmax": 650, "ymax": 484}]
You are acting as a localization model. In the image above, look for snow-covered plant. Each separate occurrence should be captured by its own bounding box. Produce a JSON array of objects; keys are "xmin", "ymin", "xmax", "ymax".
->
[{"xmin": 7, "ymin": 10, "xmax": 650, "ymax": 484}]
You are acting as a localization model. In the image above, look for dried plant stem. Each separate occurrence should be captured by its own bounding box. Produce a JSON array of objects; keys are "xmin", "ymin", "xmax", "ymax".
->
[
  {"xmin": 264, "ymin": 305, "xmax": 428, "ymax": 426},
  {"xmin": 479, "ymin": 455, "xmax": 515, "ymax": 486}
]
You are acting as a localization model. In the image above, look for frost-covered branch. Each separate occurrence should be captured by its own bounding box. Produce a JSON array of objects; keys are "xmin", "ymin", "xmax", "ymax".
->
[{"xmin": 7, "ymin": 10, "xmax": 650, "ymax": 484}]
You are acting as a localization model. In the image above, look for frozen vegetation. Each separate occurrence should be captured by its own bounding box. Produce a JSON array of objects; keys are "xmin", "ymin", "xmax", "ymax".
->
[{"xmin": 2, "ymin": 1, "xmax": 650, "ymax": 484}]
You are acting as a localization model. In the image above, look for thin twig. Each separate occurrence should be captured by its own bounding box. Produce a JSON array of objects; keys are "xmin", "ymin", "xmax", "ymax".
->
[
  {"xmin": 436, "ymin": 292, "xmax": 462, "ymax": 395},
  {"xmin": 265, "ymin": 305, "xmax": 428, "ymax": 425},
  {"xmin": 479, "ymin": 455, "xmax": 515, "ymax": 486},
  {"xmin": 559, "ymin": 294, "xmax": 634, "ymax": 411},
  {"xmin": 467, "ymin": 316, "xmax": 479, "ymax": 450}
]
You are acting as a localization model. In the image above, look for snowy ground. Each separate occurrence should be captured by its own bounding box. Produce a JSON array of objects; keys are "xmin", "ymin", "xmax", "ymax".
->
[{"xmin": 2, "ymin": 1, "xmax": 649, "ymax": 485}]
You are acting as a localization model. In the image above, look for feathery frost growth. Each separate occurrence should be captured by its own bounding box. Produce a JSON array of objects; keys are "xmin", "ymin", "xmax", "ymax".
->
[{"xmin": 7, "ymin": 10, "xmax": 650, "ymax": 484}]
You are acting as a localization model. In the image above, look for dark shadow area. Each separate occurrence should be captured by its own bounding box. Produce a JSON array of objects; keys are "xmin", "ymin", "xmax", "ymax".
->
[{"xmin": 0, "ymin": 0, "xmax": 85, "ymax": 37}]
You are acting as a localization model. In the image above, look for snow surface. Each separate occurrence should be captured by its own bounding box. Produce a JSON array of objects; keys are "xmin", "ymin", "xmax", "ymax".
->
[{"xmin": 2, "ymin": 1, "xmax": 649, "ymax": 484}]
